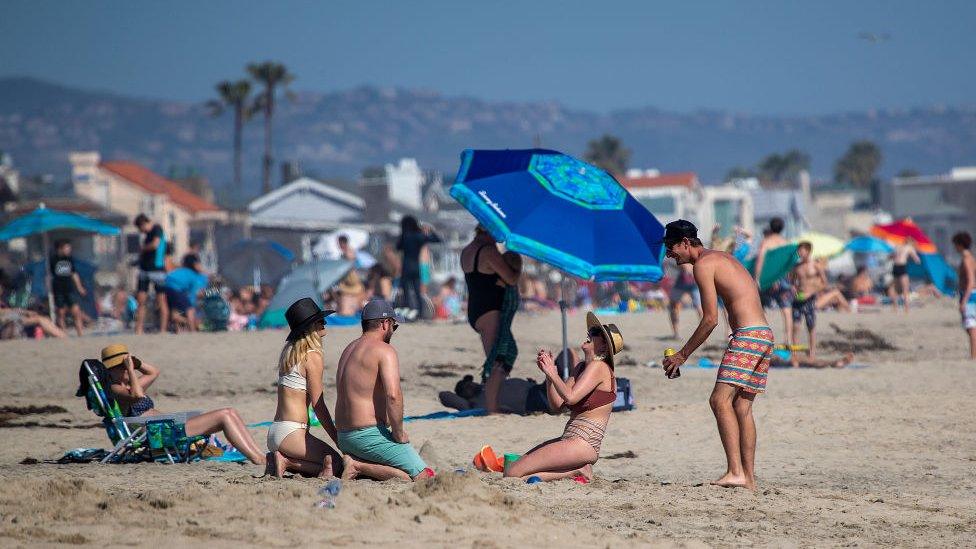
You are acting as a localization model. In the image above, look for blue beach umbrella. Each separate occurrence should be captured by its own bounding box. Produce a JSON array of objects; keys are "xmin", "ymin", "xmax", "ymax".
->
[
  {"xmin": 0, "ymin": 205, "xmax": 120, "ymax": 317},
  {"xmin": 449, "ymin": 149, "xmax": 666, "ymax": 281},
  {"xmin": 450, "ymin": 149, "xmax": 665, "ymax": 376},
  {"xmin": 845, "ymin": 236, "xmax": 894, "ymax": 254}
]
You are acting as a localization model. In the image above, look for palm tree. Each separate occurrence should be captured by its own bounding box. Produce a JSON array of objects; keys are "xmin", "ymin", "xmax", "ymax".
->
[
  {"xmin": 834, "ymin": 140, "xmax": 882, "ymax": 188},
  {"xmin": 583, "ymin": 134, "xmax": 631, "ymax": 177},
  {"xmin": 758, "ymin": 149, "xmax": 810, "ymax": 183},
  {"xmin": 247, "ymin": 61, "xmax": 295, "ymax": 194},
  {"xmin": 206, "ymin": 80, "xmax": 253, "ymax": 190}
]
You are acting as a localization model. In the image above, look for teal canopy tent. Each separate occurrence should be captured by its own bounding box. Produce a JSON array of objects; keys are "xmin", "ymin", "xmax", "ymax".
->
[{"xmin": 0, "ymin": 205, "xmax": 120, "ymax": 317}]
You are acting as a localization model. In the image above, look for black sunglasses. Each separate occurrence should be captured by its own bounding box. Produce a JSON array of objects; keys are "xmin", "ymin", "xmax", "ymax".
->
[
  {"xmin": 588, "ymin": 327, "xmax": 604, "ymax": 338},
  {"xmin": 385, "ymin": 318, "xmax": 399, "ymax": 331}
]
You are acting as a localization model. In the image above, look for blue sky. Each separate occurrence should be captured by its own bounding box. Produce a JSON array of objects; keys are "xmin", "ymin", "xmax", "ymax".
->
[{"xmin": 2, "ymin": 0, "xmax": 974, "ymax": 114}]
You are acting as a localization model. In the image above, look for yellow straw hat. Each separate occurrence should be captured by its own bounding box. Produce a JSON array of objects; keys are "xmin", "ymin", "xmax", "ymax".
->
[
  {"xmin": 585, "ymin": 311, "xmax": 624, "ymax": 366},
  {"xmin": 100, "ymin": 343, "xmax": 130, "ymax": 368}
]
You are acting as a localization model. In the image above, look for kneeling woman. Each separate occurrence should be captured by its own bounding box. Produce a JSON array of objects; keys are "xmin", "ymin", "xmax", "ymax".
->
[
  {"xmin": 504, "ymin": 312, "xmax": 622, "ymax": 481},
  {"xmin": 101, "ymin": 343, "xmax": 266, "ymax": 465},
  {"xmin": 266, "ymin": 298, "xmax": 345, "ymax": 477}
]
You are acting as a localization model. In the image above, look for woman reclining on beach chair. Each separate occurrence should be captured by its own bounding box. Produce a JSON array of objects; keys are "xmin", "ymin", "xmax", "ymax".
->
[
  {"xmin": 99, "ymin": 343, "xmax": 266, "ymax": 465},
  {"xmin": 503, "ymin": 312, "xmax": 623, "ymax": 482}
]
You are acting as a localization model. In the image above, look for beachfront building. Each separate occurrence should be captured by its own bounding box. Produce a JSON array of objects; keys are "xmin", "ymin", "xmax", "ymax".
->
[
  {"xmin": 882, "ymin": 167, "xmax": 976, "ymax": 261},
  {"xmin": 622, "ymin": 169, "xmax": 754, "ymax": 242},
  {"xmin": 69, "ymin": 151, "xmax": 226, "ymax": 266}
]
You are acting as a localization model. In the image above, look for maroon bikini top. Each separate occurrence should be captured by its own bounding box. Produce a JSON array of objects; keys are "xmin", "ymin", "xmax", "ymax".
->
[{"xmin": 568, "ymin": 361, "xmax": 616, "ymax": 414}]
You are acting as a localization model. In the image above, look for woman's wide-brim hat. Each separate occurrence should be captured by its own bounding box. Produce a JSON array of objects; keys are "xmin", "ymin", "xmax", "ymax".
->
[
  {"xmin": 285, "ymin": 297, "xmax": 335, "ymax": 341},
  {"xmin": 100, "ymin": 343, "xmax": 130, "ymax": 369},
  {"xmin": 586, "ymin": 311, "xmax": 624, "ymax": 367}
]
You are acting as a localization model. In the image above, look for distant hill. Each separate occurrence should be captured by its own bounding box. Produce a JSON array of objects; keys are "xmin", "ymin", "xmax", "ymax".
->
[{"xmin": 2, "ymin": 76, "xmax": 975, "ymax": 204}]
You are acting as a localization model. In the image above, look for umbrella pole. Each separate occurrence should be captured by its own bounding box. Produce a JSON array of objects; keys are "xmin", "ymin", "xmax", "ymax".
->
[
  {"xmin": 43, "ymin": 232, "xmax": 55, "ymax": 321},
  {"xmin": 559, "ymin": 277, "xmax": 569, "ymax": 380}
]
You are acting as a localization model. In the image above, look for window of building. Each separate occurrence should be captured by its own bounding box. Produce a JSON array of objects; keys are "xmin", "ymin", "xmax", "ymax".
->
[
  {"xmin": 713, "ymin": 200, "xmax": 741, "ymax": 238},
  {"xmin": 638, "ymin": 196, "xmax": 676, "ymax": 216}
]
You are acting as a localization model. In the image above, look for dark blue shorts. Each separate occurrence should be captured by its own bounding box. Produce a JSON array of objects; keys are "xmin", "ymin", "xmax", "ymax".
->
[{"xmin": 163, "ymin": 287, "xmax": 192, "ymax": 314}]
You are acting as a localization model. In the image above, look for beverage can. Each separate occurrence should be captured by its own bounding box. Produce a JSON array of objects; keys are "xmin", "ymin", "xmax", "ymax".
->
[{"xmin": 664, "ymin": 348, "xmax": 680, "ymax": 379}]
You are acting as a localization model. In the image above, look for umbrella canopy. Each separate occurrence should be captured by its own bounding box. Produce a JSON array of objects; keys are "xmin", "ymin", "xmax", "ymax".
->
[
  {"xmin": 219, "ymin": 239, "xmax": 295, "ymax": 289},
  {"xmin": 792, "ymin": 232, "xmax": 844, "ymax": 259},
  {"xmin": 870, "ymin": 219, "xmax": 937, "ymax": 253},
  {"xmin": 449, "ymin": 149, "xmax": 665, "ymax": 281},
  {"xmin": 313, "ymin": 228, "xmax": 371, "ymax": 259},
  {"xmin": 259, "ymin": 258, "xmax": 353, "ymax": 328},
  {"xmin": 845, "ymin": 235, "xmax": 894, "ymax": 254},
  {"xmin": 0, "ymin": 206, "xmax": 120, "ymax": 240}
]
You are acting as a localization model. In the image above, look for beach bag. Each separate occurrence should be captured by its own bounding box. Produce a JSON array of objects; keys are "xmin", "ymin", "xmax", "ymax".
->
[{"xmin": 612, "ymin": 377, "xmax": 634, "ymax": 412}]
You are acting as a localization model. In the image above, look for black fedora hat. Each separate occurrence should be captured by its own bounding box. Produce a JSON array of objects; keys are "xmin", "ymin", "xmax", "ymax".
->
[{"xmin": 285, "ymin": 298, "xmax": 335, "ymax": 341}]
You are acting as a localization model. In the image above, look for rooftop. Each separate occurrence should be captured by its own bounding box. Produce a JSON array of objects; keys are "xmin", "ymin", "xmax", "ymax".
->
[
  {"xmin": 621, "ymin": 172, "xmax": 699, "ymax": 190},
  {"xmin": 100, "ymin": 161, "xmax": 221, "ymax": 214}
]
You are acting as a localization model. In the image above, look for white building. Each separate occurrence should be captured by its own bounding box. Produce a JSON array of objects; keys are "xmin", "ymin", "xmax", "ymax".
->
[
  {"xmin": 385, "ymin": 158, "xmax": 423, "ymax": 211},
  {"xmin": 622, "ymin": 171, "xmax": 754, "ymax": 239}
]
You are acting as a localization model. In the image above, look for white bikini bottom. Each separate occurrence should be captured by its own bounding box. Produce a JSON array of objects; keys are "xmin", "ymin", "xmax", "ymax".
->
[{"xmin": 267, "ymin": 420, "xmax": 307, "ymax": 453}]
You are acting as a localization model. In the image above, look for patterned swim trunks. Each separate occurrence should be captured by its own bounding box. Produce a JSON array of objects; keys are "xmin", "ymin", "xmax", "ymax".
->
[{"xmin": 717, "ymin": 326, "xmax": 774, "ymax": 394}]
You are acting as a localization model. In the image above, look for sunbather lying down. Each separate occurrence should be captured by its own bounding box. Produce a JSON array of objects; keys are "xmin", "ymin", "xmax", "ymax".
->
[
  {"xmin": 438, "ymin": 375, "xmax": 550, "ymax": 415},
  {"xmin": 773, "ymin": 352, "xmax": 854, "ymax": 369},
  {"xmin": 99, "ymin": 343, "xmax": 267, "ymax": 465}
]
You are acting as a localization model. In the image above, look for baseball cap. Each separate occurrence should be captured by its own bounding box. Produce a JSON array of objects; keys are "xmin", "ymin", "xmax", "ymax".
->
[
  {"xmin": 361, "ymin": 299, "xmax": 401, "ymax": 322},
  {"xmin": 663, "ymin": 219, "xmax": 698, "ymax": 245}
]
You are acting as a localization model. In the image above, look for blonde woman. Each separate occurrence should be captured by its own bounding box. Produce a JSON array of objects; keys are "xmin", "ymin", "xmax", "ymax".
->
[{"xmin": 267, "ymin": 298, "xmax": 345, "ymax": 477}]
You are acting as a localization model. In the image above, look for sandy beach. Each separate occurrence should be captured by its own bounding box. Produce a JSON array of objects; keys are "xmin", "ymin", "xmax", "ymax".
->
[{"xmin": 1, "ymin": 301, "xmax": 974, "ymax": 547}]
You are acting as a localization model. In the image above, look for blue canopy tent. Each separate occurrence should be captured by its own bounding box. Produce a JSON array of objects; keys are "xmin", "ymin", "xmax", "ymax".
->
[
  {"xmin": 450, "ymin": 149, "xmax": 666, "ymax": 376},
  {"xmin": 906, "ymin": 253, "xmax": 958, "ymax": 296},
  {"xmin": 0, "ymin": 205, "xmax": 120, "ymax": 318}
]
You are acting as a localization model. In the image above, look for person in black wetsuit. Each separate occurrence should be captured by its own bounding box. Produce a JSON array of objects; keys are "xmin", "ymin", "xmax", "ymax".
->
[
  {"xmin": 396, "ymin": 216, "xmax": 441, "ymax": 320},
  {"xmin": 461, "ymin": 227, "xmax": 519, "ymax": 413}
]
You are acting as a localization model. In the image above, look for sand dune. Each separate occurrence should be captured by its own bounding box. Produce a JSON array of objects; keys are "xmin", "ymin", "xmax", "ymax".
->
[{"xmin": 1, "ymin": 302, "xmax": 974, "ymax": 546}]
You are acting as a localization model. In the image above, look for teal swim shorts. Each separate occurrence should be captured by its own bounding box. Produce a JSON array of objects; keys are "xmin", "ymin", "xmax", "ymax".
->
[{"xmin": 337, "ymin": 424, "xmax": 427, "ymax": 478}]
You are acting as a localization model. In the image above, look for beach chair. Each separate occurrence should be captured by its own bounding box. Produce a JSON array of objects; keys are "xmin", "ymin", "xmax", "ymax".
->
[{"xmin": 77, "ymin": 360, "xmax": 207, "ymax": 464}]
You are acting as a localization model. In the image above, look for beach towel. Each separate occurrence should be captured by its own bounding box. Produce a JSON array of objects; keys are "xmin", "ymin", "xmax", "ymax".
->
[
  {"xmin": 744, "ymin": 243, "xmax": 800, "ymax": 291},
  {"xmin": 482, "ymin": 285, "xmax": 519, "ymax": 382}
]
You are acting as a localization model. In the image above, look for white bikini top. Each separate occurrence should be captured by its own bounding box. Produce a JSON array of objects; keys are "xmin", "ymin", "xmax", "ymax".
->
[{"xmin": 277, "ymin": 349, "xmax": 321, "ymax": 392}]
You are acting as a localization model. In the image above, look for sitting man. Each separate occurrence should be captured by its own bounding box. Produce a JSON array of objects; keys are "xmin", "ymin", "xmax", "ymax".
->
[
  {"xmin": 439, "ymin": 374, "xmax": 550, "ymax": 415},
  {"xmin": 334, "ymin": 299, "xmax": 433, "ymax": 480}
]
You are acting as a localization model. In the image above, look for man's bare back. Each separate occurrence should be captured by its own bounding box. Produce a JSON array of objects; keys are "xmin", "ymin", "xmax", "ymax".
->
[
  {"xmin": 695, "ymin": 249, "xmax": 768, "ymax": 330},
  {"xmin": 334, "ymin": 336, "xmax": 401, "ymax": 432}
]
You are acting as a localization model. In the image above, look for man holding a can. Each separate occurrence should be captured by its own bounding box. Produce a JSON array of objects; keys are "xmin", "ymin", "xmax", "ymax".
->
[{"xmin": 660, "ymin": 220, "xmax": 773, "ymax": 490}]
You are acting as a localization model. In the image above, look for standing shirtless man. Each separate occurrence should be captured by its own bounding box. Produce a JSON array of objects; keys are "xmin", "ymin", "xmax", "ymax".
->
[
  {"xmin": 952, "ymin": 232, "xmax": 976, "ymax": 360},
  {"xmin": 891, "ymin": 239, "xmax": 921, "ymax": 313},
  {"xmin": 661, "ymin": 220, "xmax": 773, "ymax": 490},
  {"xmin": 789, "ymin": 241, "xmax": 826, "ymax": 366},
  {"xmin": 334, "ymin": 299, "xmax": 433, "ymax": 480}
]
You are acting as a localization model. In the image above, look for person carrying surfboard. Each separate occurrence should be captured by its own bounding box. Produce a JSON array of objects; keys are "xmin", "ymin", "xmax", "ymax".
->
[
  {"xmin": 661, "ymin": 220, "xmax": 772, "ymax": 490},
  {"xmin": 754, "ymin": 217, "xmax": 794, "ymax": 347}
]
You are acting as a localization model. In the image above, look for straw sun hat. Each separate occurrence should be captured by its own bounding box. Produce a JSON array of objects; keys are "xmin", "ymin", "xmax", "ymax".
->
[
  {"xmin": 585, "ymin": 311, "xmax": 624, "ymax": 366},
  {"xmin": 100, "ymin": 343, "xmax": 131, "ymax": 369}
]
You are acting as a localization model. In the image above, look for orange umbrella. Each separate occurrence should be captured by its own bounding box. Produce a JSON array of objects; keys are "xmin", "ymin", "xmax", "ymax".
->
[{"xmin": 870, "ymin": 219, "xmax": 937, "ymax": 254}]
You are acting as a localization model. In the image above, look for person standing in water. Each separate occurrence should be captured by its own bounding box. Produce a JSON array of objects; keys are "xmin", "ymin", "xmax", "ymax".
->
[{"xmin": 661, "ymin": 220, "xmax": 772, "ymax": 490}]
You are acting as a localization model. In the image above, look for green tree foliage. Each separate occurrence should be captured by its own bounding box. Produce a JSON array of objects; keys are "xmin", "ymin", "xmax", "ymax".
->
[
  {"xmin": 583, "ymin": 134, "xmax": 631, "ymax": 177},
  {"xmin": 247, "ymin": 62, "xmax": 295, "ymax": 194},
  {"xmin": 834, "ymin": 140, "xmax": 882, "ymax": 188},
  {"xmin": 206, "ymin": 80, "xmax": 253, "ymax": 190},
  {"xmin": 896, "ymin": 168, "xmax": 919, "ymax": 178},
  {"xmin": 725, "ymin": 166, "xmax": 756, "ymax": 181},
  {"xmin": 758, "ymin": 149, "xmax": 810, "ymax": 183}
]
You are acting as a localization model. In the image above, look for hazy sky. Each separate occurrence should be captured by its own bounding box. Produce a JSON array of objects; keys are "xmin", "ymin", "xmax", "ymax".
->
[{"xmin": 2, "ymin": 0, "xmax": 974, "ymax": 114}]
